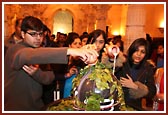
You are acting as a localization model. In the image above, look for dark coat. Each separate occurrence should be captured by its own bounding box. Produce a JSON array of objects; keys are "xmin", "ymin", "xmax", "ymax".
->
[
  {"xmin": 4, "ymin": 33, "xmax": 23, "ymax": 56},
  {"xmin": 4, "ymin": 42, "xmax": 68, "ymax": 111},
  {"xmin": 115, "ymin": 61, "xmax": 156, "ymax": 110}
]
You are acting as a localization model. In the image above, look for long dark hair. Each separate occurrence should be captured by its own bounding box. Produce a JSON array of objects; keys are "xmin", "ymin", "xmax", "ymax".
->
[
  {"xmin": 87, "ymin": 29, "xmax": 107, "ymax": 60},
  {"xmin": 127, "ymin": 38, "xmax": 150, "ymax": 68},
  {"xmin": 64, "ymin": 32, "xmax": 80, "ymax": 47}
]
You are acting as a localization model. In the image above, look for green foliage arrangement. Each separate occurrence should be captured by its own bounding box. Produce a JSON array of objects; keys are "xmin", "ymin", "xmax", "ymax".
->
[
  {"xmin": 72, "ymin": 62, "xmax": 127, "ymax": 111},
  {"xmin": 47, "ymin": 62, "xmax": 130, "ymax": 111}
]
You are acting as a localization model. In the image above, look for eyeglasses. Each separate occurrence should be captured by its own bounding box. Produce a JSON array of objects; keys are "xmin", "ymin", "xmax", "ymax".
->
[{"xmin": 26, "ymin": 32, "xmax": 43, "ymax": 37}]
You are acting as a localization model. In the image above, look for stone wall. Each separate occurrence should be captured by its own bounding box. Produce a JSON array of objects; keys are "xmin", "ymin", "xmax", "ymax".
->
[{"xmin": 3, "ymin": 3, "xmax": 164, "ymax": 53}]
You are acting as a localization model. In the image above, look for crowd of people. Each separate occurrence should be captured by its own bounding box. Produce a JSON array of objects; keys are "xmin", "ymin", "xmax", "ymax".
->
[{"xmin": 4, "ymin": 16, "xmax": 164, "ymax": 111}]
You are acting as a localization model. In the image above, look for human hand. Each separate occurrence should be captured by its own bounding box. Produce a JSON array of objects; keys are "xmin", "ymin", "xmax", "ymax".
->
[
  {"xmin": 82, "ymin": 44, "xmax": 98, "ymax": 65},
  {"xmin": 82, "ymin": 44, "xmax": 97, "ymax": 50},
  {"xmin": 22, "ymin": 64, "xmax": 39, "ymax": 76},
  {"xmin": 104, "ymin": 42, "xmax": 120, "ymax": 59},
  {"xmin": 104, "ymin": 42, "xmax": 114, "ymax": 58},
  {"xmin": 66, "ymin": 66, "xmax": 78, "ymax": 78},
  {"xmin": 120, "ymin": 74, "xmax": 138, "ymax": 89},
  {"xmin": 70, "ymin": 66, "xmax": 78, "ymax": 74},
  {"xmin": 67, "ymin": 45, "xmax": 99, "ymax": 65}
]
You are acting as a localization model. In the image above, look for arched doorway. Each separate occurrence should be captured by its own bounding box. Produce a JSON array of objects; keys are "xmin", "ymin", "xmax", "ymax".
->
[{"xmin": 53, "ymin": 9, "xmax": 73, "ymax": 35}]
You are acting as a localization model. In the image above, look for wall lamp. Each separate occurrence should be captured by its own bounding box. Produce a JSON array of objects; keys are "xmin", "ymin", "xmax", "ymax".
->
[
  {"xmin": 158, "ymin": 21, "xmax": 164, "ymax": 34},
  {"xmin": 158, "ymin": 27, "xmax": 164, "ymax": 34}
]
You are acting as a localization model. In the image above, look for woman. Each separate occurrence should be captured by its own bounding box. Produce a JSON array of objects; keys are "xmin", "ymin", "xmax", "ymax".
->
[
  {"xmin": 80, "ymin": 33, "xmax": 89, "ymax": 46},
  {"xmin": 63, "ymin": 32, "xmax": 86, "ymax": 98},
  {"xmin": 87, "ymin": 29, "xmax": 126, "ymax": 71},
  {"xmin": 87, "ymin": 29, "xmax": 107, "ymax": 61},
  {"xmin": 151, "ymin": 42, "xmax": 164, "ymax": 68},
  {"xmin": 115, "ymin": 38, "xmax": 156, "ymax": 110}
]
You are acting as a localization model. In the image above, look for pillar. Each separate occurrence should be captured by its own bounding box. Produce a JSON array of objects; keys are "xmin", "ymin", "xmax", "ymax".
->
[{"xmin": 124, "ymin": 4, "xmax": 146, "ymax": 54}]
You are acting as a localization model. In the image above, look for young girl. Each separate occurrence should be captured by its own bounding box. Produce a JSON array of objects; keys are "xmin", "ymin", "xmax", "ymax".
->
[
  {"xmin": 87, "ymin": 29, "xmax": 107, "ymax": 61},
  {"xmin": 87, "ymin": 29, "xmax": 126, "ymax": 71}
]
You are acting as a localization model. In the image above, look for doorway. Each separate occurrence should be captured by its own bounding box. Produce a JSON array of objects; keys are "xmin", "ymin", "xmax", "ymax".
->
[{"xmin": 53, "ymin": 9, "xmax": 73, "ymax": 35}]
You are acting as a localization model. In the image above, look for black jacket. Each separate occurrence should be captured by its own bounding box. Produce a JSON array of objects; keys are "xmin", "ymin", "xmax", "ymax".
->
[{"xmin": 115, "ymin": 61, "xmax": 156, "ymax": 110}]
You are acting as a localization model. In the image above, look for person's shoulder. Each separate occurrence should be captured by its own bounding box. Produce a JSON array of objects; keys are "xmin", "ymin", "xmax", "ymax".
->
[
  {"xmin": 118, "ymin": 51, "xmax": 126, "ymax": 60},
  {"xmin": 146, "ymin": 59, "xmax": 157, "ymax": 72},
  {"xmin": 5, "ymin": 42, "xmax": 25, "ymax": 57},
  {"xmin": 5, "ymin": 33, "xmax": 15, "ymax": 44},
  {"xmin": 7, "ymin": 42, "xmax": 26, "ymax": 52},
  {"xmin": 146, "ymin": 59, "xmax": 156, "ymax": 68}
]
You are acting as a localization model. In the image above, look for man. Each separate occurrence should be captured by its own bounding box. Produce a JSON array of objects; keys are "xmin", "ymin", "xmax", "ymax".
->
[
  {"xmin": 4, "ymin": 16, "xmax": 98, "ymax": 111},
  {"xmin": 4, "ymin": 18, "xmax": 23, "ymax": 55}
]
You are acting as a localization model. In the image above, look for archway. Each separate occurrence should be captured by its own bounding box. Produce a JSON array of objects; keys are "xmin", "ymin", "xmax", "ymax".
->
[{"xmin": 53, "ymin": 9, "xmax": 73, "ymax": 35}]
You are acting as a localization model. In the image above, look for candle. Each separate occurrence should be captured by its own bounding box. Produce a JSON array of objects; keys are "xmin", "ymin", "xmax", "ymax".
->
[
  {"xmin": 94, "ymin": 20, "xmax": 97, "ymax": 30},
  {"xmin": 94, "ymin": 24, "xmax": 97, "ymax": 30},
  {"xmin": 57, "ymin": 90, "xmax": 60, "ymax": 100},
  {"xmin": 86, "ymin": 25, "xmax": 88, "ymax": 32},
  {"xmin": 54, "ymin": 90, "xmax": 56, "ymax": 101}
]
